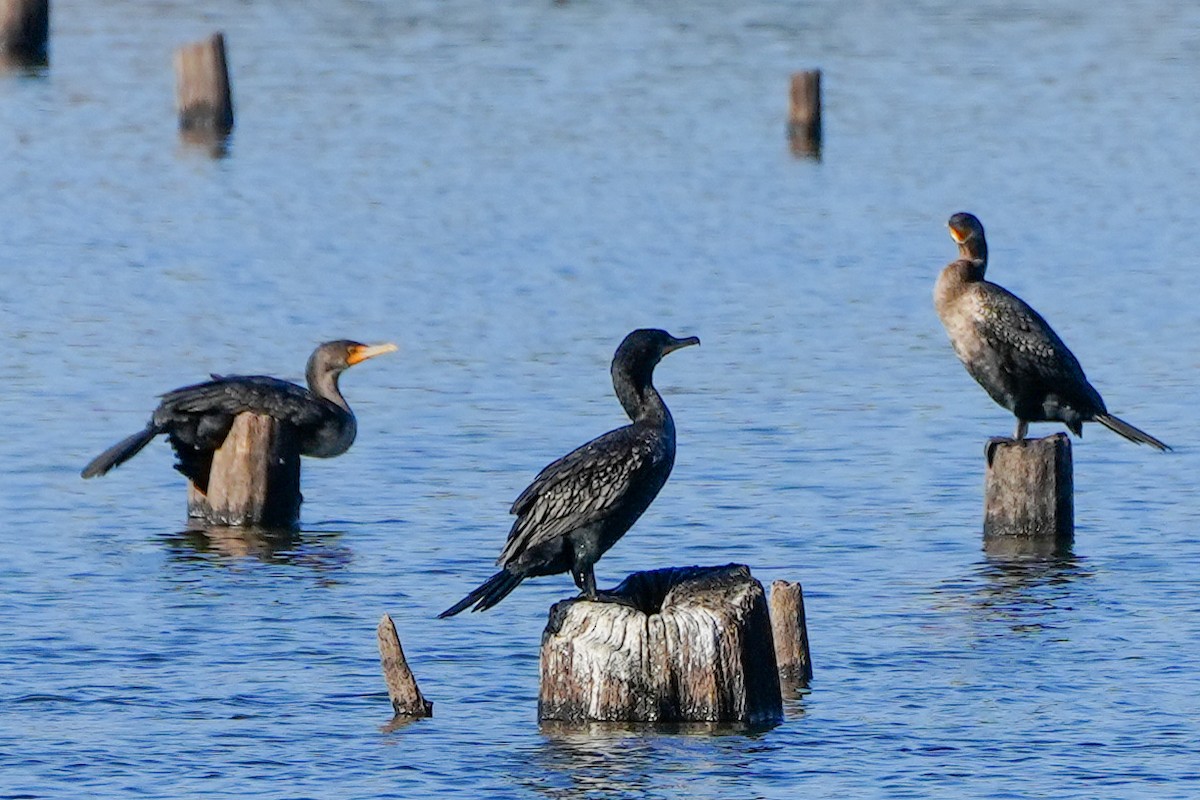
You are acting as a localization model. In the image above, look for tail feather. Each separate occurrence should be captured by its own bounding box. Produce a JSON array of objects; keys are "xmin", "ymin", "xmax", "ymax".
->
[
  {"xmin": 1095, "ymin": 413, "xmax": 1171, "ymax": 451},
  {"xmin": 439, "ymin": 570, "xmax": 524, "ymax": 618},
  {"xmin": 81, "ymin": 425, "xmax": 160, "ymax": 478}
]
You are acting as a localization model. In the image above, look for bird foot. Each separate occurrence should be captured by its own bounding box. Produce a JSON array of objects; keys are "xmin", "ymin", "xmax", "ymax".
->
[{"xmin": 985, "ymin": 437, "xmax": 1011, "ymax": 467}]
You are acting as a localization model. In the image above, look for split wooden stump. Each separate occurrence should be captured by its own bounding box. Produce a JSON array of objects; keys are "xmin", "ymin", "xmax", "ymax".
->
[
  {"xmin": 174, "ymin": 32, "xmax": 233, "ymax": 135},
  {"xmin": 983, "ymin": 433, "xmax": 1074, "ymax": 546},
  {"xmin": 0, "ymin": 0, "xmax": 49, "ymax": 66},
  {"xmin": 538, "ymin": 564, "xmax": 785, "ymax": 725},
  {"xmin": 787, "ymin": 69, "xmax": 822, "ymax": 157},
  {"xmin": 186, "ymin": 412, "xmax": 301, "ymax": 528},
  {"xmin": 377, "ymin": 614, "xmax": 433, "ymax": 718}
]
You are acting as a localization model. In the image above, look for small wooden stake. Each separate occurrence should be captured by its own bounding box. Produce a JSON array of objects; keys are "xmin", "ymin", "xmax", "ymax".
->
[
  {"xmin": 983, "ymin": 433, "xmax": 1074, "ymax": 542},
  {"xmin": 174, "ymin": 32, "xmax": 233, "ymax": 134},
  {"xmin": 377, "ymin": 614, "xmax": 433, "ymax": 718},
  {"xmin": 788, "ymin": 70, "xmax": 822, "ymax": 157},
  {"xmin": 186, "ymin": 413, "xmax": 301, "ymax": 527},
  {"xmin": 768, "ymin": 580, "xmax": 812, "ymax": 686},
  {"xmin": 538, "ymin": 564, "xmax": 782, "ymax": 725},
  {"xmin": 0, "ymin": 0, "xmax": 49, "ymax": 65}
]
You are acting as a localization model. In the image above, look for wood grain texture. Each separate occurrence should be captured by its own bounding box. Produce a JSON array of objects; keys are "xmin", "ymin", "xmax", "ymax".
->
[
  {"xmin": 187, "ymin": 413, "xmax": 301, "ymax": 527},
  {"xmin": 539, "ymin": 564, "xmax": 782, "ymax": 725},
  {"xmin": 984, "ymin": 433, "xmax": 1073, "ymax": 541},
  {"xmin": 769, "ymin": 579, "xmax": 812, "ymax": 686},
  {"xmin": 377, "ymin": 614, "xmax": 433, "ymax": 718}
]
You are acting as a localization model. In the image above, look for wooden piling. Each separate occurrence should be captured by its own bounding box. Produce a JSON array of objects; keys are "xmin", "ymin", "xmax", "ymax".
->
[
  {"xmin": 787, "ymin": 69, "xmax": 821, "ymax": 157},
  {"xmin": 538, "ymin": 564, "xmax": 783, "ymax": 725},
  {"xmin": 768, "ymin": 580, "xmax": 812, "ymax": 687},
  {"xmin": 186, "ymin": 413, "xmax": 301, "ymax": 528},
  {"xmin": 377, "ymin": 614, "xmax": 433, "ymax": 718},
  {"xmin": 983, "ymin": 433, "xmax": 1073, "ymax": 542},
  {"xmin": 0, "ymin": 0, "xmax": 49, "ymax": 65},
  {"xmin": 174, "ymin": 32, "xmax": 233, "ymax": 134}
]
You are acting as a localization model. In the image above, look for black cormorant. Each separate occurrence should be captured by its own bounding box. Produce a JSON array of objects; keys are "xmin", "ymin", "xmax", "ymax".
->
[
  {"xmin": 440, "ymin": 328, "xmax": 700, "ymax": 617},
  {"xmin": 81, "ymin": 340, "xmax": 397, "ymax": 488},
  {"xmin": 934, "ymin": 212, "xmax": 1168, "ymax": 449}
]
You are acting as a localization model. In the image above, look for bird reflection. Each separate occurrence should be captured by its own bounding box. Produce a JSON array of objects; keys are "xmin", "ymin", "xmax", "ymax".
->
[{"xmin": 162, "ymin": 524, "xmax": 352, "ymax": 572}]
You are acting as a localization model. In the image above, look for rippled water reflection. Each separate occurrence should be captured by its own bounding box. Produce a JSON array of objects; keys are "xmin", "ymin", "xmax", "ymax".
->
[{"xmin": 2, "ymin": 0, "xmax": 1199, "ymax": 797}]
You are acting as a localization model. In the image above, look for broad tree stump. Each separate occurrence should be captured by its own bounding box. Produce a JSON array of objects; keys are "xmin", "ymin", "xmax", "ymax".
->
[
  {"xmin": 0, "ymin": 0, "xmax": 48, "ymax": 65},
  {"xmin": 769, "ymin": 580, "xmax": 812, "ymax": 687},
  {"xmin": 787, "ymin": 69, "xmax": 822, "ymax": 157},
  {"xmin": 538, "ymin": 564, "xmax": 782, "ymax": 725},
  {"xmin": 984, "ymin": 433, "xmax": 1073, "ymax": 543},
  {"xmin": 377, "ymin": 614, "xmax": 433, "ymax": 718},
  {"xmin": 174, "ymin": 32, "xmax": 234, "ymax": 134},
  {"xmin": 186, "ymin": 413, "xmax": 301, "ymax": 527}
]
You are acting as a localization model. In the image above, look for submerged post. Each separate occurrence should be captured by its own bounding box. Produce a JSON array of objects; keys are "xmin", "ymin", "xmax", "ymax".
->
[
  {"xmin": 0, "ymin": 0, "xmax": 49, "ymax": 66},
  {"xmin": 377, "ymin": 614, "xmax": 433, "ymax": 718},
  {"xmin": 174, "ymin": 32, "xmax": 234, "ymax": 135},
  {"xmin": 768, "ymin": 580, "xmax": 812, "ymax": 687},
  {"xmin": 983, "ymin": 433, "xmax": 1073, "ymax": 543},
  {"xmin": 538, "ymin": 564, "xmax": 782, "ymax": 725},
  {"xmin": 186, "ymin": 413, "xmax": 301, "ymax": 527},
  {"xmin": 787, "ymin": 69, "xmax": 822, "ymax": 157}
]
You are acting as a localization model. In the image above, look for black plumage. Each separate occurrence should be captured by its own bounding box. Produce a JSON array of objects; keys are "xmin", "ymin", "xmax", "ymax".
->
[
  {"xmin": 440, "ymin": 328, "xmax": 700, "ymax": 617},
  {"xmin": 934, "ymin": 212, "xmax": 1168, "ymax": 450},
  {"xmin": 82, "ymin": 340, "xmax": 397, "ymax": 489}
]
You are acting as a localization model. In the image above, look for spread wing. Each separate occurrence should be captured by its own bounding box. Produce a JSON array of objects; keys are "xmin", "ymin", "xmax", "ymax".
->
[
  {"xmin": 498, "ymin": 425, "xmax": 659, "ymax": 566},
  {"xmin": 156, "ymin": 375, "xmax": 331, "ymax": 428}
]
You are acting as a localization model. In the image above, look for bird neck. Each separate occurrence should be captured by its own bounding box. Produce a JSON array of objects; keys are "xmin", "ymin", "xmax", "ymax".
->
[
  {"xmin": 957, "ymin": 237, "xmax": 987, "ymax": 270},
  {"xmin": 613, "ymin": 365, "xmax": 670, "ymax": 425},
  {"xmin": 307, "ymin": 365, "xmax": 349, "ymax": 412}
]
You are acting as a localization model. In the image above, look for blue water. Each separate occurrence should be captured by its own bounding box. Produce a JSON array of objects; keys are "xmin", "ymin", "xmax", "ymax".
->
[{"xmin": 2, "ymin": 1, "xmax": 1199, "ymax": 797}]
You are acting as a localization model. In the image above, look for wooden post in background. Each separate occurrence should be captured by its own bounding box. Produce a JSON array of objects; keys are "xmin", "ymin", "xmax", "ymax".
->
[
  {"xmin": 788, "ymin": 69, "xmax": 822, "ymax": 158},
  {"xmin": 983, "ymin": 433, "xmax": 1073, "ymax": 544},
  {"xmin": 174, "ymin": 32, "xmax": 233, "ymax": 135},
  {"xmin": 0, "ymin": 0, "xmax": 49, "ymax": 66},
  {"xmin": 538, "ymin": 564, "xmax": 783, "ymax": 725},
  {"xmin": 769, "ymin": 580, "xmax": 812, "ymax": 689},
  {"xmin": 186, "ymin": 413, "xmax": 301, "ymax": 527},
  {"xmin": 377, "ymin": 614, "xmax": 433, "ymax": 718}
]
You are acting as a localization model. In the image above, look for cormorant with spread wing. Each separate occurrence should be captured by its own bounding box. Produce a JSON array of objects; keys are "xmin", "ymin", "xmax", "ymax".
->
[{"xmin": 82, "ymin": 340, "xmax": 397, "ymax": 488}]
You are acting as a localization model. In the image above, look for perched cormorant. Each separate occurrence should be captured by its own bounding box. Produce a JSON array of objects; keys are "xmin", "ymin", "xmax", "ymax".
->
[
  {"xmin": 934, "ymin": 212, "xmax": 1168, "ymax": 449},
  {"xmin": 81, "ymin": 340, "xmax": 397, "ymax": 488},
  {"xmin": 440, "ymin": 328, "xmax": 700, "ymax": 617}
]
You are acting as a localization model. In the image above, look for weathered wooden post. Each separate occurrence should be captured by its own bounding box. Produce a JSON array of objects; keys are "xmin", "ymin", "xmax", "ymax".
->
[
  {"xmin": 174, "ymin": 32, "xmax": 234, "ymax": 135},
  {"xmin": 788, "ymin": 69, "xmax": 822, "ymax": 158},
  {"xmin": 983, "ymin": 433, "xmax": 1074, "ymax": 546},
  {"xmin": 538, "ymin": 564, "xmax": 783, "ymax": 725},
  {"xmin": 0, "ymin": 0, "xmax": 49, "ymax": 66},
  {"xmin": 769, "ymin": 580, "xmax": 812, "ymax": 689},
  {"xmin": 186, "ymin": 413, "xmax": 302, "ymax": 527},
  {"xmin": 377, "ymin": 614, "xmax": 433, "ymax": 718}
]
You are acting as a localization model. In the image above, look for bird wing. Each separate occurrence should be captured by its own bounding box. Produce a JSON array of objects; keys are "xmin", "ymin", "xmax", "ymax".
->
[
  {"xmin": 499, "ymin": 425, "xmax": 659, "ymax": 564},
  {"xmin": 157, "ymin": 375, "xmax": 331, "ymax": 427},
  {"xmin": 972, "ymin": 283, "xmax": 1099, "ymax": 402}
]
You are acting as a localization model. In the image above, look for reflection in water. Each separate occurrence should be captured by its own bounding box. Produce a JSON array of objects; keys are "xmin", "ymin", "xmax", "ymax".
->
[
  {"xmin": 178, "ymin": 129, "xmax": 231, "ymax": 159},
  {"xmin": 972, "ymin": 540, "xmax": 1090, "ymax": 633},
  {"xmin": 161, "ymin": 524, "xmax": 352, "ymax": 573},
  {"xmin": 527, "ymin": 722, "xmax": 775, "ymax": 799}
]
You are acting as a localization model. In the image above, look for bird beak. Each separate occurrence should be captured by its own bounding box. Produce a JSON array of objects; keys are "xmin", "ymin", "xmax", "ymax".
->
[
  {"xmin": 347, "ymin": 342, "xmax": 398, "ymax": 365},
  {"xmin": 663, "ymin": 335, "xmax": 700, "ymax": 354}
]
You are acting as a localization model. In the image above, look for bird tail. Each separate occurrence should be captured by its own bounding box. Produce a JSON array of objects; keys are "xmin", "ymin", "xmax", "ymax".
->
[
  {"xmin": 81, "ymin": 424, "xmax": 160, "ymax": 478},
  {"xmin": 1095, "ymin": 414, "xmax": 1171, "ymax": 451},
  {"xmin": 439, "ymin": 570, "xmax": 525, "ymax": 618}
]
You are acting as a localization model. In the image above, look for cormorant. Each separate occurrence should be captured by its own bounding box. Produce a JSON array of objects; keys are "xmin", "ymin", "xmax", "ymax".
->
[
  {"xmin": 440, "ymin": 328, "xmax": 700, "ymax": 617},
  {"xmin": 934, "ymin": 212, "xmax": 1168, "ymax": 449},
  {"xmin": 81, "ymin": 340, "xmax": 397, "ymax": 488}
]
